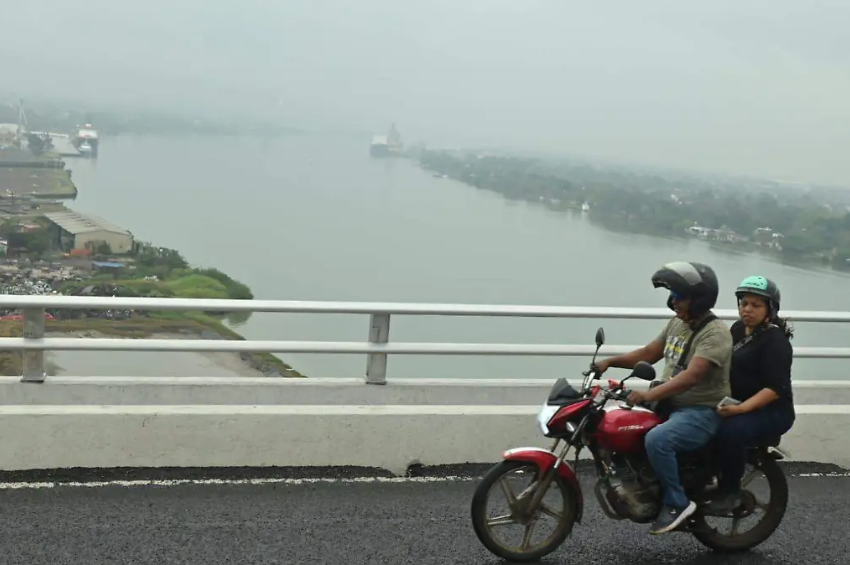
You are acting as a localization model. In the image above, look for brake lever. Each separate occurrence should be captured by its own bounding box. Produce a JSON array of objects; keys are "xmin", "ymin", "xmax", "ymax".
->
[
  {"xmin": 606, "ymin": 385, "xmax": 624, "ymax": 401},
  {"xmin": 614, "ymin": 387, "xmax": 635, "ymax": 407}
]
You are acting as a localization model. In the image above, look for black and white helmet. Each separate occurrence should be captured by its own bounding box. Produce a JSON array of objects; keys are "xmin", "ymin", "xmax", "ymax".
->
[{"xmin": 651, "ymin": 261, "xmax": 720, "ymax": 318}]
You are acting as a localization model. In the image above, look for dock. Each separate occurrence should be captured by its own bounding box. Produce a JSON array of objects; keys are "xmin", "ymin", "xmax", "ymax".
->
[{"xmin": 0, "ymin": 149, "xmax": 78, "ymax": 199}]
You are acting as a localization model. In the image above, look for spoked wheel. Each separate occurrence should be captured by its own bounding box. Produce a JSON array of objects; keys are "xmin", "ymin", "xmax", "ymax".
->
[
  {"xmin": 471, "ymin": 460, "xmax": 578, "ymax": 563},
  {"xmin": 691, "ymin": 455, "xmax": 788, "ymax": 552}
]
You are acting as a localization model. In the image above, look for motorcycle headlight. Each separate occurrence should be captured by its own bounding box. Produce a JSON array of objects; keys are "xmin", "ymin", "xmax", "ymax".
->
[{"xmin": 536, "ymin": 403, "xmax": 560, "ymax": 435}]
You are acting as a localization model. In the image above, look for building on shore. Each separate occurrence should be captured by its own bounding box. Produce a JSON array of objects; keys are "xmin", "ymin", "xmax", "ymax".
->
[{"xmin": 43, "ymin": 210, "xmax": 134, "ymax": 254}]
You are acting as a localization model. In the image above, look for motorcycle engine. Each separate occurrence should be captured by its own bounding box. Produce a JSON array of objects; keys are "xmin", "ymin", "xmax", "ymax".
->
[{"xmin": 598, "ymin": 454, "xmax": 661, "ymax": 523}]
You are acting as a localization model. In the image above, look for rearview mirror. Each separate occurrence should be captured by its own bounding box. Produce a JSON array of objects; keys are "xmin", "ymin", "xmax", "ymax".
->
[
  {"xmin": 633, "ymin": 360, "xmax": 656, "ymax": 381},
  {"xmin": 595, "ymin": 327, "xmax": 605, "ymax": 347}
]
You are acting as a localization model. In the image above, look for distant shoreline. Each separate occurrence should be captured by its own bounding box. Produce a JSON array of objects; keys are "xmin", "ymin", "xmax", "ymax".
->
[{"xmin": 417, "ymin": 151, "xmax": 850, "ymax": 280}]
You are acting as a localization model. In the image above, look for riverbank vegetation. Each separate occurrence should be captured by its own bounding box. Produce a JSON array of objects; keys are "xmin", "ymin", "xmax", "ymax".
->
[
  {"xmin": 0, "ymin": 226, "xmax": 302, "ymax": 377},
  {"xmin": 49, "ymin": 242, "xmax": 301, "ymax": 377},
  {"xmin": 420, "ymin": 150, "xmax": 850, "ymax": 271},
  {"xmin": 0, "ymin": 167, "xmax": 77, "ymax": 199}
]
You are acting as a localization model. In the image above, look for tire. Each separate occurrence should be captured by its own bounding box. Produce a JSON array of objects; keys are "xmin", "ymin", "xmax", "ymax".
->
[
  {"xmin": 691, "ymin": 455, "xmax": 788, "ymax": 553},
  {"xmin": 470, "ymin": 460, "xmax": 579, "ymax": 563}
]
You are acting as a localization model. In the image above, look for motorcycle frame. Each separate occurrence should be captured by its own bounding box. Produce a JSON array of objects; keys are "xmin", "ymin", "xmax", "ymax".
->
[{"xmin": 499, "ymin": 370, "xmax": 636, "ymax": 526}]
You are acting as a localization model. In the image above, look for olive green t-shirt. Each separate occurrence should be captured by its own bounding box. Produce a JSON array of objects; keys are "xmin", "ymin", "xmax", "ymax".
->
[{"xmin": 655, "ymin": 315, "xmax": 732, "ymax": 409}]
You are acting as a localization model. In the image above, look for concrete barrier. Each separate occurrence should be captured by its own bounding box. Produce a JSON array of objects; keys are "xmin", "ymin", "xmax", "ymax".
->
[
  {"xmin": 2, "ymin": 376, "xmax": 849, "ymax": 405},
  {"xmin": 0, "ymin": 405, "xmax": 847, "ymax": 473}
]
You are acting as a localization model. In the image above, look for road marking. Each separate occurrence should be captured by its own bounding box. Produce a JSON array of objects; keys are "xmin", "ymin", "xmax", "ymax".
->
[
  {"xmin": 0, "ymin": 471, "xmax": 847, "ymax": 490},
  {"xmin": 0, "ymin": 475, "xmax": 477, "ymax": 490}
]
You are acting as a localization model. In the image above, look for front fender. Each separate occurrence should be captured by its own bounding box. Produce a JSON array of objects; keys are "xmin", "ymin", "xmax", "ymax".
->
[{"xmin": 503, "ymin": 447, "xmax": 584, "ymax": 523}]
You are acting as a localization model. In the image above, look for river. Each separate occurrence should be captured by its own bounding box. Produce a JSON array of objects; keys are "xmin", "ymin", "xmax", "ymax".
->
[{"xmin": 54, "ymin": 133, "xmax": 850, "ymax": 381}]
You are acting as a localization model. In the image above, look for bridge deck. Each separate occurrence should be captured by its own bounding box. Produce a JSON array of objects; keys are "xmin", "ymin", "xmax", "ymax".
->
[{"xmin": 1, "ymin": 465, "xmax": 846, "ymax": 564}]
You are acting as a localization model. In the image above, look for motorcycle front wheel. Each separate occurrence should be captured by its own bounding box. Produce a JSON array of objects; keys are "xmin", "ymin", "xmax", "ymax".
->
[{"xmin": 470, "ymin": 460, "xmax": 578, "ymax": 563}]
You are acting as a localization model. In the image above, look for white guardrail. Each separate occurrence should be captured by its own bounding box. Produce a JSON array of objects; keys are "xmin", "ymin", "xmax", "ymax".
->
[
  {"xmin": 2, "ymin": 295, "xmax": 850, "ymax": 472},
  {"xmin": 5, "ymin": 295, "xmax": 850, "ymax": 383}
]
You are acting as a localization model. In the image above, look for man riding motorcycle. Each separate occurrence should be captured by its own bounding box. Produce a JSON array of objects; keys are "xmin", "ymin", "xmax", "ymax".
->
[{"xmin": 594, "ymin": 261, "xmax": 733, "ymax": 535}]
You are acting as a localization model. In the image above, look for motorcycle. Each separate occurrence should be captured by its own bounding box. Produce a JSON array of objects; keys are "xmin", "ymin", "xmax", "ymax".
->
[{"xmin": 471, "ymin": 327, "xmax": 790, "ymax": 563}]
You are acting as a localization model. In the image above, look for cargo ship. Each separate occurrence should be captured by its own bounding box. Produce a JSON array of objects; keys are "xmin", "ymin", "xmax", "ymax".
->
[
  {"xmin": 72, "ymin": 124, "xmax": 99, "ymax": 158},
  {"xmin": 370, "ymin": 123, "xmax": 403, "ymax": 157}
]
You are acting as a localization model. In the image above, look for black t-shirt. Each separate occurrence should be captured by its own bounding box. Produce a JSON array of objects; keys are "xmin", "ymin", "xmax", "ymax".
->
[{"xmin": 729, "ymin": 320, "xmax": 795, "ymax": 415}]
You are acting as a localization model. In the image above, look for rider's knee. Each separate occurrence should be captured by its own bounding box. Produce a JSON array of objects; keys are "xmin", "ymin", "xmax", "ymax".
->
[{"xmin": 644, "ymin": 424, "xmax": 668, "ymax": 454}]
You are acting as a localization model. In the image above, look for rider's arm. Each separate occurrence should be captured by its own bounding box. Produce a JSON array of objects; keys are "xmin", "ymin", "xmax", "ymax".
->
[
  {"xmin": 736, "ymin": 388, "xmax": 779, "ymax": 413},
  {"xmin": 645, "ymin": 324, "xmax": 732, "ymax": 402},
  {"xmin": 736, "ymin": 329, "xmax": 793, "ymax": 414}
]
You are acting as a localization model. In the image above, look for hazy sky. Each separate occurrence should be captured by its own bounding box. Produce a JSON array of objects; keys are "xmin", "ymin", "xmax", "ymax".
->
[{"xmin": 6, "ymin": 1, "xmax": 850, "ymax": 184}]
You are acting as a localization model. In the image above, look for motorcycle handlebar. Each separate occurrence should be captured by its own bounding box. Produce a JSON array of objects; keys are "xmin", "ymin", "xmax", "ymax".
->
[
  {"xmin": 613, "ymin": 386, "xmax": 652, "ymax": 410},
  {"xmin": 610, "ymin": 383, "xmax": 646, "ymax": 407},
  {"xmin": 583, "ymin": 366, "xmax": 647, "ymax": 408},
  {"xmin": 605, "ymin": 383, "xmax": 630, "ymax": 403}
]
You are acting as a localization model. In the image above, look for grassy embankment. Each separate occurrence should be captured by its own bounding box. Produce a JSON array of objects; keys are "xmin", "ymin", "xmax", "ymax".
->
[
  {"xmin": 0, "ymin": 167, "xmax": 78, "ymax": 199},
  {"xmin": 0, "ymin": 261, "xmax": 305, "ymax": 378},
  {"xmin": 41, "ymin": 168, "xmax": 77, "ymax": 198}
]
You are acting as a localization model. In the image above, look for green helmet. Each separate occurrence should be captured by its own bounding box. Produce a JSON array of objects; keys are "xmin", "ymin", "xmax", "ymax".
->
[{"xmin": 735, "ymin": 275, "xmax": 781, "ymax": 311}]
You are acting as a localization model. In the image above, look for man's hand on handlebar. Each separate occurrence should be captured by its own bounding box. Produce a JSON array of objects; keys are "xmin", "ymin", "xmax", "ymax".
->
[
  {"xmin": 609, "ymin": 386, "xmax": 630, "ymax": 403},
  {"xmin": 626, "ymin": 390, "xmax": 651, "ymax": 407}
]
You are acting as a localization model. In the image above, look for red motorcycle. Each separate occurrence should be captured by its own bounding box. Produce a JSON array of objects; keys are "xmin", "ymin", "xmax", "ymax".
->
[{"xmin": 471, "ymin": 327, "xmax": 789, "ymax": 563}]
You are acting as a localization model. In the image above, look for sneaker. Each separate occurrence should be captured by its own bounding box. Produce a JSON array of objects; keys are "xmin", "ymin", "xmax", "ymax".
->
[
  {"xmin": 704, "ymin": 492, "xmax": 742, "ymax": 515},
  {"xmin": 650, "ymin": 501, "xmax": 697, "ymax": 535}
]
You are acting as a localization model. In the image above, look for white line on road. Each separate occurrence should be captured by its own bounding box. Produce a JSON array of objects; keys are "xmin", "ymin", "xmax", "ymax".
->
[
  {"xmin": 0, "ymin": 472, "xmax": 847, "ymax": 490},
  {"xmin": 0, "ymin": 475, "xmax": 477, "ymax": 490}
]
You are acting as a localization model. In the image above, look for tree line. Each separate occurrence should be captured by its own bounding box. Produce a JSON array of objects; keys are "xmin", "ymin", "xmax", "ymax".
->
[{"xmin": 419, "ymin": 151, "xmax": 850, "ymax": 269}]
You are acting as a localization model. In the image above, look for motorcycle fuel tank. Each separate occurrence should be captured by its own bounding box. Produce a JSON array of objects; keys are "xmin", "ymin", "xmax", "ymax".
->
[{"xmin": 593, "ymin": 406, "xmax": 663, "ymax": 454}]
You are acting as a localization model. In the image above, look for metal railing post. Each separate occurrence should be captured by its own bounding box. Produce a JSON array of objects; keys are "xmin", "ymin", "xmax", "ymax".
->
[
  {"xmin": 365, "ymin": 313, "xmax": 391, "ymax": 385},
  {"xmin": 21, "ymin": 307, "xmax": 45, "ymax": 383}
]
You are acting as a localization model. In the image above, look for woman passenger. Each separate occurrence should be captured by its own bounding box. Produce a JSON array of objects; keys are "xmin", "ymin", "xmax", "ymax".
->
[{"xmin": 707, "ymin": 275, "xmax": 795, "ymax": 514}]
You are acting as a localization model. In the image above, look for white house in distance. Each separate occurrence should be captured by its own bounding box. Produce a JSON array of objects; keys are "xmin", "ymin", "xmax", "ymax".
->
[
  {"xmin": 753, "ymin": 226, "xmax": 784, "ymax": 250},
  {"xmin": 685, "ymin": 223, "xmax": 742, "ymax": 243}
]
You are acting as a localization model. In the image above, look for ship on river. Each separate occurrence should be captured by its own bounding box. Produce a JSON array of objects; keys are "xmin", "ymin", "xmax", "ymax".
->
[
  {"xmin": 72, "ymin": 124, "xmax": 99, "ymax": 158},
  {"xmin": 370, "ymin": 123, "xmax": 403, "ymax": 157}
]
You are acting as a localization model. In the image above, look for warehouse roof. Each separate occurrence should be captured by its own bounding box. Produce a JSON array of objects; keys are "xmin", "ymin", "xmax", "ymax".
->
[{"xmin": 43, "ymin": 211, "xmax": 131, "ymax": 236}]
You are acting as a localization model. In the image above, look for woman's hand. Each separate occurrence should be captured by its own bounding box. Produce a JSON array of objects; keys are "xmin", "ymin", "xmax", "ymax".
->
[{"xmin": 717, "ymin": 405, "xmax": 744, "ymax": 418}]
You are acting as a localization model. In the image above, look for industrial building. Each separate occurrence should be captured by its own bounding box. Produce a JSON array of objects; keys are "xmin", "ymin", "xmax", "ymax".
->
[{"xmin": 44, "ymin": 210, "xmax": 134, "ymax": 254}]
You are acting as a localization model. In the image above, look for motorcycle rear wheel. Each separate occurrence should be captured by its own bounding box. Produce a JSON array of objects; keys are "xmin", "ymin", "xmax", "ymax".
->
[
  {"xmin": 470, "ymin": 460, "xmax": 578, "ymax": 563},
  {"xmin": 691, "ymin": 455, "xmax": 788, "ymax": 553}
]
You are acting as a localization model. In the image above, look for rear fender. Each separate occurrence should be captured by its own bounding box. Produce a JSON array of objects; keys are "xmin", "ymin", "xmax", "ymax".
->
[{"xmin": 503, "ymin": 447, "xmax": 584, "ymax": 523}]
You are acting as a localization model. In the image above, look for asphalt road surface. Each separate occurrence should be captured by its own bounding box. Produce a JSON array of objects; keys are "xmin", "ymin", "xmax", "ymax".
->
[{"xmin": 0, "ymin": 464, "xmax": 845, "ymax": 565}]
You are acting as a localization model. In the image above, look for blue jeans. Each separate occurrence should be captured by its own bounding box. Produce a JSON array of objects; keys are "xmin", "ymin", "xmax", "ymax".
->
[
  {"xmin": 715, "ymin": 405, "xmax": 794, "ymax": 494},
  {"xmin": 644, "ymin": 406, "xmax": 722, "ymax": 509}
]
